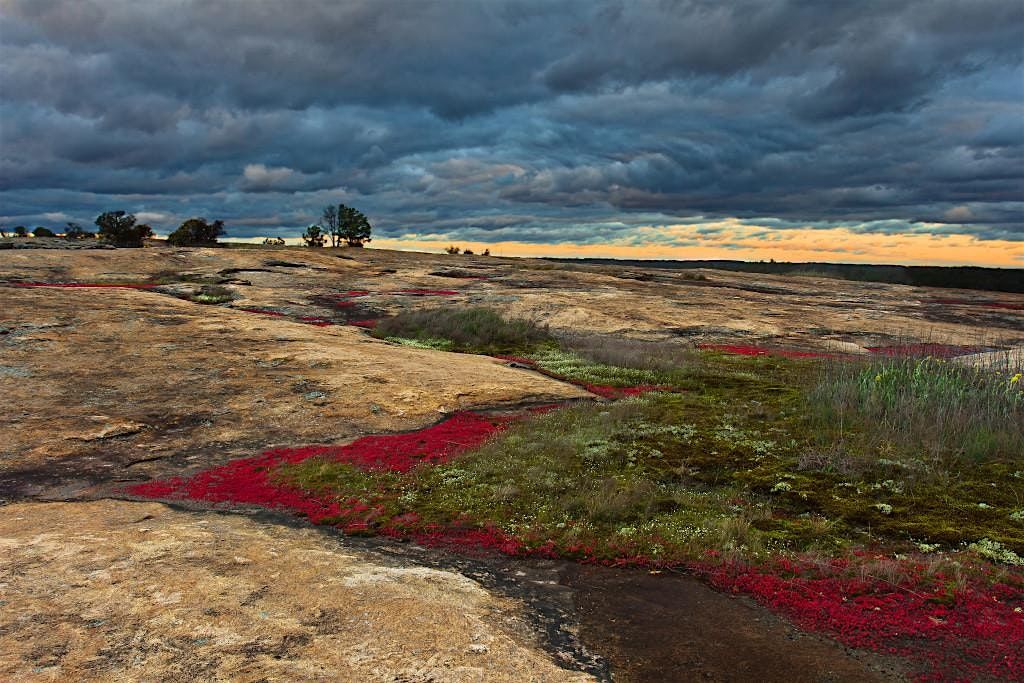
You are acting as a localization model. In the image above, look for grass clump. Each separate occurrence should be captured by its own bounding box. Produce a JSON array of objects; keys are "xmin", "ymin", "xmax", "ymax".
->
[
  {"xmin": 278, "ymin": 460, "xmax": 399, "ymax": 498},
  {"xmin": 372, "ymin": 306, "xmax": 552, "ymax": 354},
  {"xmin": 530, "ymin": 347, "xmax": 664, "ymax": 387},
  {"xmin": 189, "ymin": 284, "xmax": 235, "ymax": 305},
  {"xmin": 808, "ymin": 357, "xmax": 1023, "ymax": 469},
  {"xmin": 541, "ymin": 337, "xmax": 773, "ymax": 391},
  {"xmin": 560, "ymin": 334, "xmax": 701, "ymax": 374},
  {"xmin": 384, "ymin": 337, "xmax": 455, "ymax": 351}
]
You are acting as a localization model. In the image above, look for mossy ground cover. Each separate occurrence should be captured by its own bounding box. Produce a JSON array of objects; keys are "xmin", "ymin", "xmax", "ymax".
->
[
  {"xmin": 351, "ymin": 309, "xmax": 1024, "ymax": 563},
  {"xmin": 126, "ymin": 327, "xmax": 1024, "ymax": 679},
  {"xmin": 273, "ymin": 352, "xmax": 1023, "ymax": 563}
]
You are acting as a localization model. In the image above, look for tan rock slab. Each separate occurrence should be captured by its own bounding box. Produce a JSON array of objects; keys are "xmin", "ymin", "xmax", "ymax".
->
[{"xmin": 0, "ymin": 499, "xmax": 593, "ymax": 683}]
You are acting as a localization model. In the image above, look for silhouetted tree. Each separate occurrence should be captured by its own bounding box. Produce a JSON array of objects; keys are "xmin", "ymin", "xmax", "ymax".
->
[
  {"xmin": 166, "ymin": 217, "xmax": 226, "ymax": 246},
  {"xmin": 33, "ymin": 226, "xmax": 55, "ymax": 237},
  {"xmin": 321, "ymin": 205, "xmax": 339, "ymax": 247},
  {"xmin": 302, "ymin": 224, "xmax": 325, "ymax": 247},
  {"xmin": 95, "ymin": 211, "xmax": 152, "ymax": 247},
  {"xmin": 445, "ymin": 245, "xmax": 461, "ymax": 254},
  {"xmin": 263, "ymin": 237, "xmax": 286, "ymax": 245},
  {"xmin": 63, "ymin": 222, "xmax": 93, "ymax": 239},
  {"xmin": 13, "ymin": 226, "xmax": 27, "ymax": 237},
  {"xmin": 338, "ymin": 204, "xmax": 372, "ymax": 247}
]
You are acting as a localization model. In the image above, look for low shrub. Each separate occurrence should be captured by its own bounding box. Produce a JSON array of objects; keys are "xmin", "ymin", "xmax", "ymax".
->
[
  {"xmin": 372, "ymin": 306, "xmax": 552, "ymax": 354},
  {"xmin": 167, "ymin": 217, "xmax": 225, "ymax": 246},
  {"xmin": 95, "ymin": 210, "xmax": 152, "ymax": 247},
  {"xmin": 63, "ymin": 222, "xmax": 94, "ymax": 240},
  {"xmin": 529, "ymin": 347, "xmax": 664, "ymax": 387}
]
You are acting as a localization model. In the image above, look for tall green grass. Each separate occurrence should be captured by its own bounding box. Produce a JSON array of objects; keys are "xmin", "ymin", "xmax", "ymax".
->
[{"xmin": 808, "ymin": 357, "xmax": 1023, "ymax": 471}]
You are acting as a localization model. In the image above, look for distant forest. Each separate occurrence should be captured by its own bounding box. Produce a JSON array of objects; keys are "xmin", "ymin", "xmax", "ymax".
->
[{"xmin": 546, "ymin": 258, "xmax": 1024, "ymax": 293}]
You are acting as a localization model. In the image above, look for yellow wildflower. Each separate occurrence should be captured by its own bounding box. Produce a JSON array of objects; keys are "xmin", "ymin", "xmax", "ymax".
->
[{"xmin": 1011, "ymin": 373, "xmax": 1022, "ymax": 384}]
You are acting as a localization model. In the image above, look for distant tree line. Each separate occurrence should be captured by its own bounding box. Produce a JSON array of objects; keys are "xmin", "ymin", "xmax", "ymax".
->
[
  {"xmin": 547, "ymin": 258, "xmax": 1024, "ymax": 294},
  {"xmin": 445, "ymin": 245, "xmax": 490, "ymax": 256},
  {"xmin": 2, "ymin": 223, "xmax": 91, "ymax": 239},
  {"xmin": 7, "ymin": 204, "xmax": 376, "ymax": 251},
  {"xmin": 2, "ymin": 214, "xmax": 153, "ymax": 246}
]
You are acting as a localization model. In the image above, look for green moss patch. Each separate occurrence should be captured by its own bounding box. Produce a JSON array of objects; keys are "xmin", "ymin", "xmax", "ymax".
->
[{"xmin": 275, "ymin": 351, "xmax": 1024, "ymax": 563}]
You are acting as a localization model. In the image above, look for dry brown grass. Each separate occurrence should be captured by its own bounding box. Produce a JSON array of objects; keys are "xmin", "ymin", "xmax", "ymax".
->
[{"xmin": 560, "ymin": 334, "xmax": 700, "ymax": 373}]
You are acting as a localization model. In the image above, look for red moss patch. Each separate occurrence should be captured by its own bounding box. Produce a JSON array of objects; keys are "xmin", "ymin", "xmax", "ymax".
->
[
  {"xmin": 312, "ymin": 292, "xmax": 384, "ymax": 328},
  {"xmin": 697, "ymin": 343, "xmax": 834, "ymax": 359},
  {"xmin": 698, "ymin": 557, "xmax": 1024, "ymax": 682},
  {"xmin": 126, "ymin": 411, "xmax": 515, "ymax": 520},
  {"xmin": 287, "ymin": 411, "xmax": 515, "ymax": 473}
]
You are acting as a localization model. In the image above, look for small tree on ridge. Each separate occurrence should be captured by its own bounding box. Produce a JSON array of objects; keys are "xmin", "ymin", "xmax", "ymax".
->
[
  {"xmin": 338, "ymin": 204, "xmax": 372, "ymax": 247},
  {"xmin": 321, "ymin": 205, "xmax": 339, "ymax": 247},
  {"xmin": 64, "ymin": 222, "xmax": 93, "ymax": 239},
  {"xmin": 302, "ymin": 224, "xmax": 325, "ymax": 247},
  {"xmin": 166, "ymin": 217, "xmax": 226, "ymax": 246},
  {"xmin": 95, "ymin": 211, "xmax": 152, "ymax": 247}
]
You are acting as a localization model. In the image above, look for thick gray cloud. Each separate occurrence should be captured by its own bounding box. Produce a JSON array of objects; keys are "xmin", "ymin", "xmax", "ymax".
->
[{"xmin": 1, "ymin": 0, "xmax": 1022, "ymax": 247}]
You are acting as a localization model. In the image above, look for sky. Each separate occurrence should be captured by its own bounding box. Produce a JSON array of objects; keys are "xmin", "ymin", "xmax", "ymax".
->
[{"xmin": 1, "ymin": 0, "xmax": 1023, "ymax": 267}]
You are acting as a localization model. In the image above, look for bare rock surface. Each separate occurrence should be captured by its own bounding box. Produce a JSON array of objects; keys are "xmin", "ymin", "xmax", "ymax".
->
[
  {"xmin": 0, "ymin": 499, "xmax": 594, "ymax": 683},
  {"xmin": 1, "ymin": 246, "xmax": 1020, "ymax": 351},
  {"xmin": 0, "ymin": 282, "xmax": 586, "ymax": 499}
]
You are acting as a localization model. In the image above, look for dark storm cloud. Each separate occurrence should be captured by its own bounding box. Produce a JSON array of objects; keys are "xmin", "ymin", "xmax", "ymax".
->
[{"xmin": 1, "ymin": 0, "xmax": 1021, "ymax": 246}]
